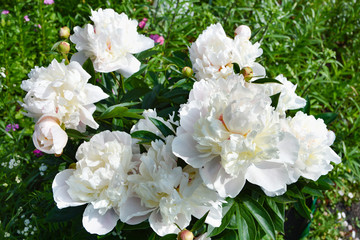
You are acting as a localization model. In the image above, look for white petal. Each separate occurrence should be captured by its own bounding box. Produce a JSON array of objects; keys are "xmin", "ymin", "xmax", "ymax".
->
[
  {"xmin": 51, "ymin": 125, "xmax": 68, "ymax": 154},
  {"xmin": 119, "ymin": 197, "xmax": 153, "ymax": 225},
  {"xmin": 71, "ymin": 51, "xmax": 88, "ymax": 66},
  {"xmin": 79, "ymin": 105, "xmax": 99, "ymax": 130},
  {"xmin": 82, "ymin": 204, "xmax": 119, "ymax": 235},
  {"xmin": 128, "ymin": 35, "xmax": 154, "ymax": 54},
  {"xmin": 116, "ymin": 54, "xmax": 141, "ymax": 78},
  {"xmin": 83, "ymin": 84, "xmax": 109, "ymax": 105},
  {"xmin": 52, "ymin": 169, "xmax": 85, "ymax": 209},
  {"xmin": 277, "ymin": 132, "xmax": 300, "ymax": 164},
  {"xmin": 245, "ymin": 162, "xmax": 290, "ymax": 196},
  {"xmin": 149, "ymin": 211, "xmax": 188, "ymax": 236},
  {"xmin": 251, "ymin": 62, "xmax": 266, "ymax": 79}
]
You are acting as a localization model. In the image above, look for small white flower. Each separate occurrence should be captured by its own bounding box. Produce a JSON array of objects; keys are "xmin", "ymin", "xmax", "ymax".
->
[
  {"xmin": 70, "ymin": 9, "xmax": 154, "ymax": 78},
  {"xmin": 21, "ymin": 59, "xmax": 108, "ymax": 132},
  {"xmin": 32, "ymin": 115, "xmax": 68, "ymax": 155},
  {"xmin": 348, "ymin": 192, "xmax": 354, "ymax": 198},
  {"xmin": 342, "ymin": 212, "xmax": 346, "ymax": 219},
  {"xmin": 281, "ymin": 112, "xmax": 341, "ymax": 182},
  {"xmin": 52, "ymin": 131, "xmax": 139, "ymax": 235},
  {"xmin": 338, "ymin": 190, "xmax": 344, "ymax": 196}
]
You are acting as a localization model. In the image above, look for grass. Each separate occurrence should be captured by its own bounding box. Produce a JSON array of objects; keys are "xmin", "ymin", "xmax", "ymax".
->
[{"xmin": 0, "ymin": 0, "xmax": 359, "ymax": 239}]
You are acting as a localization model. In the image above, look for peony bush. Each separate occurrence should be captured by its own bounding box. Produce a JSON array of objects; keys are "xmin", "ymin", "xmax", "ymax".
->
[{"xmin": 18, "ymin": 6, "xmax": 343, "ymax": 240}]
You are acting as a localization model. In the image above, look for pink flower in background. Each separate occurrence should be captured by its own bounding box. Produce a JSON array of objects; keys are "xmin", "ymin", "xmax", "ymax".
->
[
  {"xmin": 44, "ymin": 0, "xmax": 54, "ymax": 4},
  {"xmin": 33, "ymin": 149, "xmax": 44, "ymax": 157},
  {"xmin": 5, "ymin": 123, "xmax": 19, "ymax": 132},
  {"xmin": 138, "ymin": 18, "xmax": 148, "ymax": 29},
  {"xmin": 149, "ymin": 34, "xmax": 165, "ymax": 45},
  {"xmin": 1, "ymin": 10, "xmax": 9, "ymax": 15},
  {"xmin": 24, "ymin": 15, "xmax": 30, "ymax": 22}
]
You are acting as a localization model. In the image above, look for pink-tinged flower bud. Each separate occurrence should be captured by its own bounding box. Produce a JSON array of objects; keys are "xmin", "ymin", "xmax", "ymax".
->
[
  {"xmin": 44, "ymin": 0, "xmax": 54, "ymax": 5},
  {"xmin": 149, "ymin": 34, "xmax": 165, "ymax": 45},
  {"xmin": 24, "ymin": 15, "xmax": 30, "ymax": 22},
  {"xmin": 235, "ymin": 25, "xmax": 251, "ymax": 39},
  {"xmin": 240, "ymin": 66, "xmax": 253, "ymax": 82},
  {"xmin": 58, "ymin": 41, "xmax": 70, "ymax": 54},
  {"xmin": 32, "ymin": 115, "xmax": 68, "ymax": 155},
  {"xmin": 182, "ymin": 66, "xmax": 193, "ymax": 77},
  {"xmin": 177, "ymin": 230, "xmax": 194, "ymax": 240},
  {"xmin": 1, "ymin": 10, "xmax": 9, "ymax": 15},
  {"xmin": 138, "ymin": 18, "xmax": 148, "ymax": 29},
  {"xmin": 59, "ymin": 26, "xmax": 70, "ymax": 39}
]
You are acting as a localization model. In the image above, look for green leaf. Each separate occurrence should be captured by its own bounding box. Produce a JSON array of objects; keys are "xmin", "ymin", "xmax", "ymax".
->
[
  {"xmin": 82, "ymin": 58, "xmax": 96, "ymax": 84},
  {"xmin": 131, "ymin": 130, "xmax": 164, "ymax": 144},
  {"xmin": 208, "ymin": 200, "xmax": 236, "ymax": 237},
  {"xmin": 294, "ymin": 198, "xmax": 312, "ymax": 220},
  {"xmin": 241, "ymin": 195, "xmax": 276, "ymax": 240},
  {"xmin": 148, "ymin": 117, "xmax": 175, "ymax": 137},
  {"xmin": 302, "ymin": 186, "xmax": 323, "ymax": 198},
  {"xmin": 46, "ymin": 205, "xmax": 85, "ymax": 222},
  {"xmin": 136, "ymin": 50, "xmax": 161, "ymax": 61},
  {"xmin": 191, "ymin": 211, "xmax": 209, "ymax": 232},
  {"xmin": 99, "ymin": 105, "xmax": 144, "ymax": 119},
  {"xmin": 316, "ymin": 176, "xmax": 334, "ymax": 190},
  {"xmin": 65, "ymin": 129, "xmax": 90, "ymax": 140},
  {"xmin": 233, "ymin": 62, "xmax": 240, "ymax": 74},
  {"xmin": 236, "ymin": 203, "xmax": 251, "ymax": 240},
  {"xmin": 251, "ymin": 78, "xmax": 282, "ymax": 84},
  {"xmin": 265, "ymin": 198, "xmax": 284, "ymax": 222},
  {"xmin": 122, "ymin": 221, "xmax": 150, "ymax": 230},
  {"xmin": 286, "ymin": 185, "xmax": 304, "ymax": 199},
  {"xmin": 270, "ymin": 92, "xmax": 281, "ymax": 109},
  {"xmin": 159, "ymin": 234, "xmax": 177, "ymax": 240},
  {"xmin": 301, "ymin": 96, "xmax": 310, "ymax": 114},
  {"xmin": 315, "ymin": 112, "xmax": 338, "ymax": 125}
]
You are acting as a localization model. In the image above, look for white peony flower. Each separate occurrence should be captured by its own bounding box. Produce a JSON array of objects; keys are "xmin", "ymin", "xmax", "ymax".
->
[
  {"xmin": 257, "ymin": 74, "xmax": 306, "ymax": 116},
  {"xmin": 122, "ymin": 137, "xmax": 224, "ymax": 236},
  {"xmin": 52, "ymin": 131, "xmax": 139, "ymax": 235},
  {"xmin": 21, "ymin": 59, "xmax": 108, "ymax": 132},
  {"xmin": 189, "ymin": 23, "xmax": 265, "ymax": 81},
  {"xmin": 32, "ymin": 114, "xmax": 68, "ymax": 155},
  {"xmin": 280, "ymin": 112, "xmax": 341, "ymax": 181},
  {"xmin": 70, "ymin": 8, "xmax": 154, "ymax": 78},
  {"xmin": 172, "ymin": 75, "xmax": 299, "ymax": 197}
]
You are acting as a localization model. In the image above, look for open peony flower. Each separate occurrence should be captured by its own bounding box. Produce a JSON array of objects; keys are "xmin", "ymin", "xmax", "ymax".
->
[
  {"xmin": 256, "ymin": 74, "xmax": 306, "ymax": 116},
  {"xmin": 21, "ymin": 59, "xmax": 108, "ymax": 132},
  {"xmin": 172, "ymin": 75, "xmax": 299, "ymax": 197},
  {"xmin": 123, "ymin": 137, "xmax": 224, "ymax": 236},
  {"xmin": 280, "ymin": 112, "xmax": 341, "ymax": 182},
  {"xmin": 189, "ymin": 23, "xmax": 264, "ymax": 81},
  {"xmin": 33, "ymin": 114, "xmax": 67, "ymax": 155},
  {"xmin": 70, "ymin": 8, "xmax": 154, "ymax": 78},
  {"xmin": 52, "ymin": 131, "xmax": 139, "ymax": 235}
]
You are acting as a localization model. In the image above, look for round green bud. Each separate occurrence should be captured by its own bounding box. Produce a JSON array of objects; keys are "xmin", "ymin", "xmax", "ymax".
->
[
  {"xmin": 182, "ymin": 66, "xmax": 194, "ymax": 78},
  {"xmin": 58, "ymin": 41, "xmax": 70, "ymax": 54},
  {"xmin": 59, "ymin": 26, "xmax": 70, "ymax": 39},
  {"xmin": 177, "ymin": 229, "xmax": 194, "ymax": 240}
]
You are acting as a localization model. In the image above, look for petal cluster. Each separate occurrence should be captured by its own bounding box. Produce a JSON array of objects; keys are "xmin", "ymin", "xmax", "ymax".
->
[{"xmin": 70, "ymin": 9, "xmax": 154, "ymax": 77}]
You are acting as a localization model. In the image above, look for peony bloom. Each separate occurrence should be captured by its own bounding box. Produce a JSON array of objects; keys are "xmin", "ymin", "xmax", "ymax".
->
[
  {"xmin": 32, "ymin": 114, "xmax": 68, "ymax": 155},
  {"xmin": 281, "ymin": 112, "xmax": 341, "ymax": 182},
  {"xmin": 52, "ymin": 131, "xmax": 139, "ymax": 235},
  {"xmin": 70, "ymin": 9, "xmax": 154, "ymax": 78},
  {"xmin": 189, "ymin": 23, "xmax": 264, "ymax": 81},
  {"xmin": 123, "ymin": 137, "xmax": 224, "ymax": 236},
  {"xmin": 256, "ymin": 74, "xmax": 306, "ymax": 116},
  {"xmin": 21, "ymin": 59, "xmax": 108, "ymax": 132},
  {"xmin": 172, "ymin": 75, "xmax": 299, "ymax": 197}
]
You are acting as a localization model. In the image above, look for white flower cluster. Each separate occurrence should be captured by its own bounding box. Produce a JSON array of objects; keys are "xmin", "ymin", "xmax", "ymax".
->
[
  {"xmin": 53, "ymin": 112, "xmax": 224, "ymax": 236},
  {"xmin": 174, "ymin": 24, "xmax": 341, "ymax": 197}
]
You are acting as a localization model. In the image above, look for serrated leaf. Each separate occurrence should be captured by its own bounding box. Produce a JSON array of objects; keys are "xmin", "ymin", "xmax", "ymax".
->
[
  {"xmin": 251, "ymin": 78, "xmax": 282, "ymax": 84},
  {"xmin": 131, "ymin": 130, "xmax": 164, "ymax": 144},
  {"xmin": 315, "ymin": 112, "xmax": 338, "ymax": 125},
  {"xmin": 270, "ymin": 92, "xmax": 281, "ymax": 109},
  {"xmin": 208, "ymin": 201, "xmax": 236, "ymax": 237},
  {"xmin": 241, "ymin": 195, "xmax": 276, "ymax": 240},
  {"xmin": 233, "ymin": 62, "xmax": 240, "ymax": 74},
  {"xmin": 148, "ymin": 117, "xmax": 175, "ymax": 137},
  {"xmin": 191, "ymin": 211, "xmax": 209, "ymax": 232}
]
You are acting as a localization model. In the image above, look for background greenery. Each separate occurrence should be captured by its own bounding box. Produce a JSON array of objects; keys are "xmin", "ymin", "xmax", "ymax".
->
[{"xmin": 0, "ymin": 0, "xmax": 359, "ymax": 239}]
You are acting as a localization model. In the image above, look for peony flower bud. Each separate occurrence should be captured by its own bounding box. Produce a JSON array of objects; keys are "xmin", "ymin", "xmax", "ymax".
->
[
  {"xmin": 240, "ymin": 66, "xmax": 253, "ymax": 82},
  {"xmin": 234, "ymin": 25, "xmax": 251, "ymax": 39},
  {"xmin": 138, "ymin": 18, "xmax": 148, "ymax": 29},
  {"xmin": 182, "ymin": 66, "xmax": 193, "ymax": 78},
  {"xmin": 58, "ymin": 41, "xmax": 70, "ymax": 54},
  {"xmin": 59, "ymin": 26, "xmax": 70, "ymax": 39},
  {"xmin": 33, "ymin": 114, "xmax": 68, "ymax": 155},
  {"xmin": 177, "ymin": 230, "xmax": 194, "ymax": 240}
]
